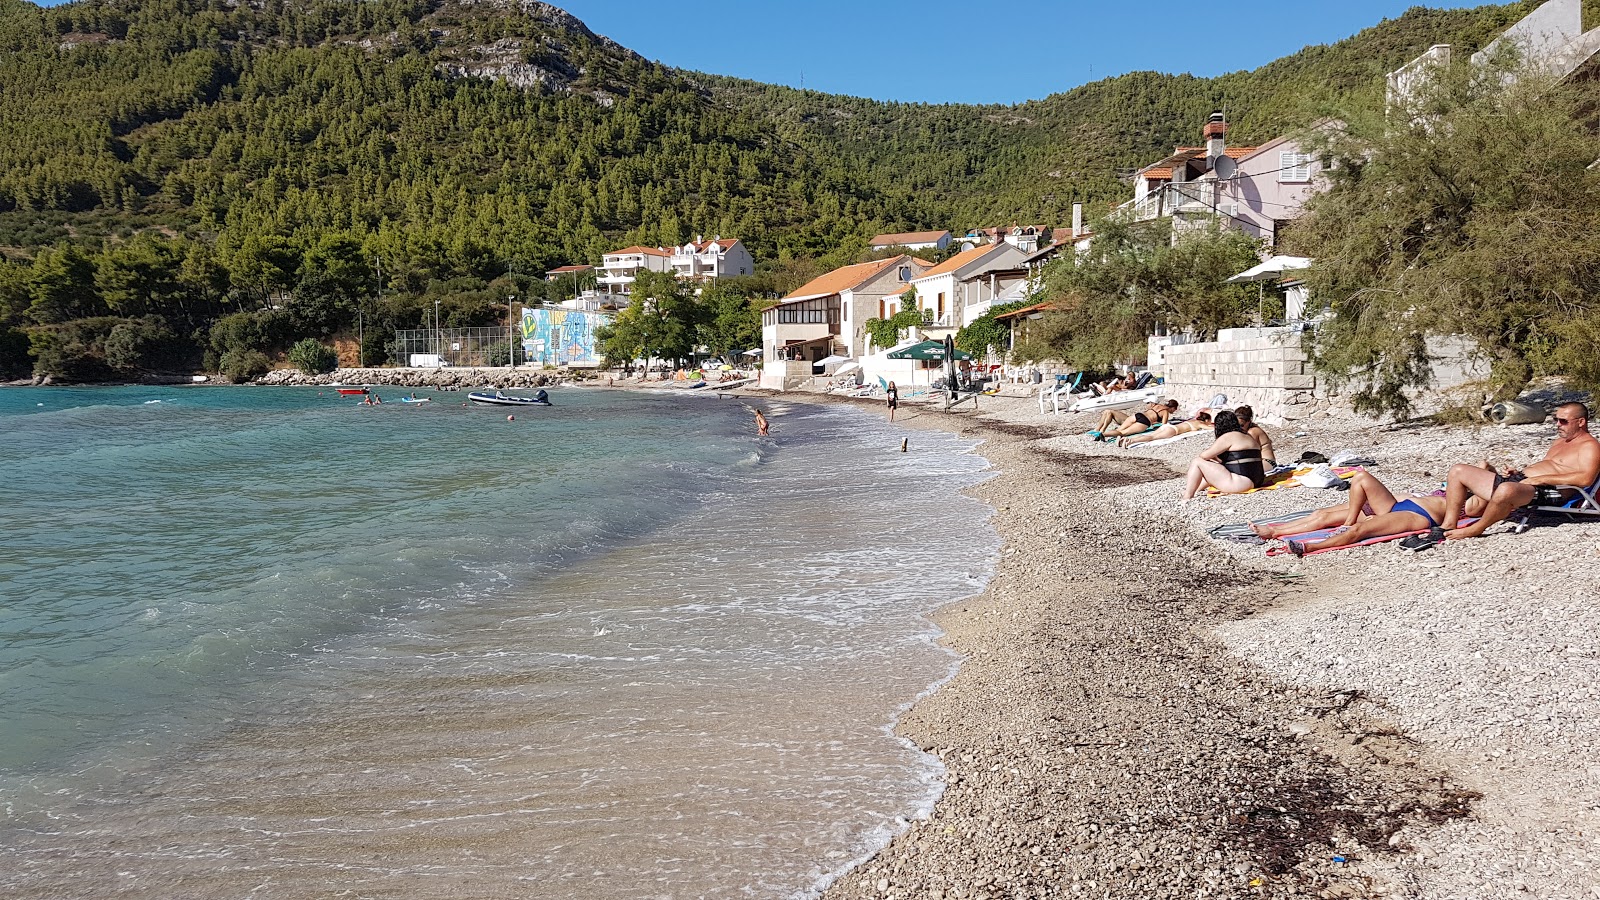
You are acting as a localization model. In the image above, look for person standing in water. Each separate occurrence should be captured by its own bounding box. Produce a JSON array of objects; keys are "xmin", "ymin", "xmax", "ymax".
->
[
  {"xmin": 753, "ymin": 409, "xmax": 769, "ymax": 436},
  {"xmin": 886, "ymin": 381, "xmax": 899, "ymax": 423}
]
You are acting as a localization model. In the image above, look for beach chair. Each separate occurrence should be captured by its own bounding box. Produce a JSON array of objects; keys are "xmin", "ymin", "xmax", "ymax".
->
[
  {"xmin": 1510, "ymin": 474, "xmax": 1600, "ymax": 533},
  {"xmin": 1038, "ymin": 372, "xmax": 1083, "ymax": 415}
]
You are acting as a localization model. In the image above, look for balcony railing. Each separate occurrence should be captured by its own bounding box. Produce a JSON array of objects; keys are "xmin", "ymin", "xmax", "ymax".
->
[{"xmin": 1113, "ymin": 181, "xmax": 1222, "ymax": 222}]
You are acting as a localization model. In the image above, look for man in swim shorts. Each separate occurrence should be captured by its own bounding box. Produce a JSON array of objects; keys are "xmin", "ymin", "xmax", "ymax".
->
[{"xmin": 1428, "ymin": 401, "xmax": 1600, "ymax": 543}]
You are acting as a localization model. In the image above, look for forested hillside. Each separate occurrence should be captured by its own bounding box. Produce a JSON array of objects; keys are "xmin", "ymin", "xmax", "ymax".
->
[{"xmin": 0, "ymin": 0, "xmax": 1569, "ymax": 379}]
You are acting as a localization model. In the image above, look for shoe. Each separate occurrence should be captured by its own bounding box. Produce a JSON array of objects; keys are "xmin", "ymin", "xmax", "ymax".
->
[
  {"xmin": 1285, "ymin": 539, "xmax": 1307, "ymax": 557},
  {"xmin": 1398, "ymin": 527, "xmax": 1446, "ymax": 552}
]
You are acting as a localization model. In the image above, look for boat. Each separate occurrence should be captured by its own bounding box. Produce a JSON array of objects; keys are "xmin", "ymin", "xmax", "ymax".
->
[
  {"xmin": 468, "ymin": 389, "xmax": 552, "ymax": 407},
  {"xmin": 336, "ymin": 387, "xmax": 369, "ymax": 396},
  {"xmin": 1067, "ymin": 386, "xmax": 1163, "ymax": 414},
  {"xmin": 399, "ymin": 396, "xmax": 431, "ymax": 404}
]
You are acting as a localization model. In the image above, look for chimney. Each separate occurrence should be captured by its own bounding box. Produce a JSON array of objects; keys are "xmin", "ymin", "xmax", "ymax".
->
[
  {"xmin": 1071, "ymin": 203, "xmax": 1084, "ymax": 238},
  {"xmin": 1204, "ymin": 112, "xmax": 1227, "ymax": 163}
]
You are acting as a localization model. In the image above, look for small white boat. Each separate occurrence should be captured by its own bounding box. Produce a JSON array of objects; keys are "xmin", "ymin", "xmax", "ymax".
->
[{"xmin": 1068, "ymin": 386, "xmax": 1163, "ymax": 415}]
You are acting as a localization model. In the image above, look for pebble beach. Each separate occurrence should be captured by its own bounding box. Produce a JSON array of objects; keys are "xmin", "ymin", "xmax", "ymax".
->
[{"xmin": 792, "ymin": 387, "xmax": 1600, "ymax": 900}]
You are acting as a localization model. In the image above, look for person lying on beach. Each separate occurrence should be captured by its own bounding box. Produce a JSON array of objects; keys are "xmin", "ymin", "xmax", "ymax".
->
[
  {"xmin": 1234, "ymin": 405, "xmax": 1277, "ymax": 469},
  {"xmin": 1279, "ymin": 475, "xmax": 1469, "ymax": 557},
  {"xmin": 1428, "ymin": 401, "xmax": 1600, "ymax": 543},
  {"xmin": 1181, "ymin": 409, "xmax": 1265, "ymax": 500},
  {"xmin": 1117, "ymin": 411, "xmax": 1210, "ymax": 447},
  {"xmin": 1090, "ymin": 400, "xmax": 1173, "ymax": 439}
]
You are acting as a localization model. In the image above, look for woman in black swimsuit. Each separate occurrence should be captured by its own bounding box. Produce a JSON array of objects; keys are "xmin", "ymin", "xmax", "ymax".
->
[{"xmin": 1181, "ymin": 409, "xmax": 1265, "ymax": 500}]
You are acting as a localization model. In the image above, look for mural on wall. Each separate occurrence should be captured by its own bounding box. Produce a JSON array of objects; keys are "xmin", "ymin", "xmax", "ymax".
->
[{"xmin": 521, "ymin": 308, "xmax": 611, "ymax": 367}]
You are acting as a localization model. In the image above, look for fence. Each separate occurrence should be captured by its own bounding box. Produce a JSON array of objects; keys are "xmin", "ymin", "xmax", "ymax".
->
[{"xmin": 395, "ymin": 327, "xmax": 518, "ymax": 368}]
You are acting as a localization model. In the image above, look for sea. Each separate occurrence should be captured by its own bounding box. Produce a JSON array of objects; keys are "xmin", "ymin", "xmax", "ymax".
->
[{"xmin": 0, "ymin": 384, "xmax": 998, "ymax": 899}]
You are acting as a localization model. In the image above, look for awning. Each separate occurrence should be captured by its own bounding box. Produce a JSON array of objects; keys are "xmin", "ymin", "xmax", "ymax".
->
[
  {"xmin": 1225, "ymin": 255, "xmax": 1312, "ymax": 283},
  {"xmin": 887, "ymin": 339, "xmax": 972, "ymax": 361}
]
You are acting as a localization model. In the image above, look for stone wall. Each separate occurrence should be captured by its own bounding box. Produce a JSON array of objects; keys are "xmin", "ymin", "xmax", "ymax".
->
[{"xmin": 1152, "ymin": 327, "xmax": 1328, "ymax": 422}]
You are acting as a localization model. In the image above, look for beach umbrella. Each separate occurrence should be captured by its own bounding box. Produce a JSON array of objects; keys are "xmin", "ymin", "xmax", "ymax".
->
[
  {"xmin": 834, "ymin": 361, "xmax": 861, "ymax": 375},
  {"xmin": 944, "ymin": 335, "xmax": 959, "ymax": 394},
  {"xmin": 886, "ymin": 339, "xmax": 971, "ymax": 361}
]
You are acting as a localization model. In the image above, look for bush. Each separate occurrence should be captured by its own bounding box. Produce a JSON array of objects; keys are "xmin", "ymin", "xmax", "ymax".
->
[
  {"xmin": 288, "ymin": 338, "xmax": 338, "ymax": 374},
  {"xmin": 105, "ymin": 315, "xmax": 180, "ymax": 372},
  {"xmin": 218, "ymin": 348, "xmax": 271, "ymax": 383},
  {"xmin": 0, "ymin": 326, "xmax": 31, "ymax": 379},
  {"xmin": 29, "ymin": 317, "xmax": 121, "ymax": 382}
]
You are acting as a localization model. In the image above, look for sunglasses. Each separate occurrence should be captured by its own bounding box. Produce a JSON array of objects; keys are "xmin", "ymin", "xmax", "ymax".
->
[{"xmin": 1555, "ymin": 417, "xmax": 1572, "ymax": 425}]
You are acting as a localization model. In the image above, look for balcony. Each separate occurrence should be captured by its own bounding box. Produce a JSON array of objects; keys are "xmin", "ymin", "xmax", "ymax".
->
[{"xmin": 1113, "ymin": 181, "xmax": 1221, "ymax": 222}]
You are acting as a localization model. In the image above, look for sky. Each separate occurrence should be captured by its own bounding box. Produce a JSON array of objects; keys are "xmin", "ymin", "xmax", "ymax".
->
[{"xmin": 551, "ymin": 1, "xmax": 1465, "ymax": 105}]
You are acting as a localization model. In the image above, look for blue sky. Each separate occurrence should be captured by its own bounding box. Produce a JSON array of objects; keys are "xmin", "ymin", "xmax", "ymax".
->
[{"xmin": 552, "ymin": 1, "xmax": 1459, "ymax": 104}]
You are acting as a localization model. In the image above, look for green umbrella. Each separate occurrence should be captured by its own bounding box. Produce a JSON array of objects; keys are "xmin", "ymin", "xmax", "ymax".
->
[{"xmin": 886, "ymin": 339, "xmax": 972, "ymax": 361}]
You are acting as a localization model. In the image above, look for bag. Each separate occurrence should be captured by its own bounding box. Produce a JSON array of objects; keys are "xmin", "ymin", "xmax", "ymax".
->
[
  {"xmin": 1298, "ymin": 451, "xmax": 1330, "ymax": 465},
  {"xmin": 1297, "ymin": 464, "xmax": 1343, "ymax": 489}
]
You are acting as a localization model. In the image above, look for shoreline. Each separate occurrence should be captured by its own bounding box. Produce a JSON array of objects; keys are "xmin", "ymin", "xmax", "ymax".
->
[{"xmin": 802, "ymin": 391, "xmax": 1600, "ymax": 899}]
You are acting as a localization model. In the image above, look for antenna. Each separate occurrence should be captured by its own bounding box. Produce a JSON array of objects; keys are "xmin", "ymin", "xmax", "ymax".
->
[{"xmin": 1212, "ymin": 155, "xmax": 1237, "ymax": 180}]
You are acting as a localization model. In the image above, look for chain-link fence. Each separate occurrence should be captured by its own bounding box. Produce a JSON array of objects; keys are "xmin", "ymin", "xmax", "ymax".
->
[{"xmin": 395, "ymin": 327, "xmax": 520, "ymax": 367}]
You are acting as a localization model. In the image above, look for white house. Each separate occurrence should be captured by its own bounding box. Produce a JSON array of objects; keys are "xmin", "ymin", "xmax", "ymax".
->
[
  {"xmin": 671, "ymin": 237, "xmax": 754, "ymax": 283},
  {"xmin": 906, "ymin": 242, "xmax": 1028, "ymax": 333},
  {"xmin": 759, "ymin": 256, "xmax": 931, "ymax": 386},
  {"xmin": 869, "ymin": 230, "xmax": 952, "ymax": 252},
  {"xmin": 596, "ymin": 246, "xmax": 673, "ymax": 297}
]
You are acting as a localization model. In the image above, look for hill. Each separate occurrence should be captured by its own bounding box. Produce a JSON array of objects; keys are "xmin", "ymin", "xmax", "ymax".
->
[{"xmin": 0, "ymin": 0, "xmax": 1569, "ymax": 378}]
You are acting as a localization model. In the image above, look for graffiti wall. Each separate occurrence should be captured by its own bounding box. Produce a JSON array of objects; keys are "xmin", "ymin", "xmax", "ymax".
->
[{"xmin": 521, "ymin": 308, "xmax": 611, "ymax": 368}]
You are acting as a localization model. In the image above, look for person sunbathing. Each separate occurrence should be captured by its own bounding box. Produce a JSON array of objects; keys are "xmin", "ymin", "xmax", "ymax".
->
[
  {"xmin": 1233, "ymin": 405, "xmax": 1278, "ymax": 469},
  {"xmin": 1091, "ymin": 400, "xmax": 1174, "ymax": 440},
  {"xmin": 1427, "ymin": 401, "xmax": 1600, "ymax": 544},
  {"xmin": 1117, "ymin": 410, "xmax": 1209, "ymax": 447},
  {"xmin": 1283, "ymin": 487, "xmax": 1462, "ymax": 557},
  {"xmin": 1181, "ymin": 409, "xmax": 1265, "ymax": 500}
]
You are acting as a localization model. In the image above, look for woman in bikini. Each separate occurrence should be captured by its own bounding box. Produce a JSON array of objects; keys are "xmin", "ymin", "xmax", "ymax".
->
[
  {"xmin": 1251, "ymin": 471, "xmax": 1475, "ymax": 556},
  {"xmin": 1117, "ymin": 410, "xmax": 1210, "ymax": 447},
  {"xmin": 1181, "ymin": 409, "xmax": 1265, "ymax": 500}
]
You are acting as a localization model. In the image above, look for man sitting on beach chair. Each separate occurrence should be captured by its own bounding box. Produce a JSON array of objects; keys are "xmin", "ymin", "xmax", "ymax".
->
[{"xmin": 1421, "ymin": 402, "xmax": 1600, "ymax": 546}]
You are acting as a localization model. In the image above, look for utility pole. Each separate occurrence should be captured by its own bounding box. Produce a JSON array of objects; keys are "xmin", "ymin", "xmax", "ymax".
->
[
  {"xmin": 434, "ymin": 299, "xmax": 442, "ymax": 368},
  {"xmin": 508, "ymin": 294, "xmax": 517, "ymax": 369}
]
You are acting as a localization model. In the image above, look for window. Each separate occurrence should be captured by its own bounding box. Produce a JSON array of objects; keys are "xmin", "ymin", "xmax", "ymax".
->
[
  {"xmin": 937, "ymin": 292, "xmax": 946, "ymax": 321},
  {"xmin": 1279, "ymin": 152, "xmax": 1313, "ymax": 183}
]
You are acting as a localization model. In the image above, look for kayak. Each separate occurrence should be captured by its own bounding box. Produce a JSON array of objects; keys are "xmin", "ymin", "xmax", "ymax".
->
[
  {"xmin": 399, "ymin": 397, "xmax": 431, "ymax": 404},
  {"xmin": 336, "ymin": 387, "xmax": 369, "ymax": 396}
]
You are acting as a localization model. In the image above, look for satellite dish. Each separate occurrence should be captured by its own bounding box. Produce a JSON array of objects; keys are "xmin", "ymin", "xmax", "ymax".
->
[{"xmin": 1211, "ymin": 155, "xmax": 1237, "ymax": 180}]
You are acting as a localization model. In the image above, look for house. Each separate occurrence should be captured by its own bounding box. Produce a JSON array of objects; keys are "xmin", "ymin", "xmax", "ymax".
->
[
  {"xmin": 1389, "ymin": 0, "xmax": 1600, "ymax": 108},
  {"xmin": 960, "ymin": 225, "xmax": 1048, "ymax": 253},
  {"xmin": 758, "ymin": 256, "xmax": 931, "ymax": 385},
  {"xmin": 906, "ymin": 242, "xmax": 1029, "ymax": 333},
  {"xmin": 1118, "ymin": 113, "xmax": 1260, "ymax": 234},
  {"xmin": 1216, "ymin": 131, "xmax": 1327, "ymax": 245},
  {"xmin": 671, "ymin": 236, "xmax": 754, "ymax": 283},
  {"xmin": 869, "ymin": 230, "xmax": 952, "ymax": 252},
  {"xmin": 596, "ymin": 246, "xmax": 673, "ymax": 297}
]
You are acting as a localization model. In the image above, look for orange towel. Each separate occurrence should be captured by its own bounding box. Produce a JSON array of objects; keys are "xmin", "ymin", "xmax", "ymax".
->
[{"xmin": 1206, "ymin": 466, "xmax": 1363, "ymax": 497}]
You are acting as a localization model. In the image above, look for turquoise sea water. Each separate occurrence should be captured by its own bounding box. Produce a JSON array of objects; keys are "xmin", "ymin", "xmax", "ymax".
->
[{"xmin": 0, "ymin": 384, "xmax": 997, "ymax": 898}]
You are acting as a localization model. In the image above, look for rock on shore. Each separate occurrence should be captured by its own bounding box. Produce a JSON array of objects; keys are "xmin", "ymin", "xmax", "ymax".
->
[{"xmin": 256, "ymin": 366, "xmax": 574, "ymax": 390}]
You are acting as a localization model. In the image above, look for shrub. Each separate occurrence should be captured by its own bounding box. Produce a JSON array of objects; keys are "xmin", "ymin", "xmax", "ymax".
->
[
  {"xmin": 218, "ymin": 348, "xmax": 271, "ymax": 383},
  {"xmin": 105, "ymin": 315, "xmax": 180, "ymax": 372},
  {"xmin": 288, "ymin": 338, "xmax": 338, "ymax": 374}
]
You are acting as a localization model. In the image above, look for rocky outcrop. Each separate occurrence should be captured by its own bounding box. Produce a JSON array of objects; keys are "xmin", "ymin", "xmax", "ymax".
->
[{"xmin": 255, "ymin": 367, "xmax": 580, "ymax": 390}]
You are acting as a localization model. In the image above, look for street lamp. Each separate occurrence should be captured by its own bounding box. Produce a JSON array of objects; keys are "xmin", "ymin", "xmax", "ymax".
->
[
  {"xmin": 434, "ymin": 299, "xmax": 442, "ymax": 368},
  {"xmin": 508, "ymin": 294, "xmax": 517, "ymax": 370}
]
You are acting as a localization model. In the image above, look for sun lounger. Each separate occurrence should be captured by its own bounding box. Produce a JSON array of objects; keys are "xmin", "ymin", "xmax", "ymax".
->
[
  {"xmin": 1038, "ymin": 372, "xmax": 1085, "ymax": 415},
  {"xmin": 1510, "ymin": 474, "xmax": 1600, "ymax": 533}
]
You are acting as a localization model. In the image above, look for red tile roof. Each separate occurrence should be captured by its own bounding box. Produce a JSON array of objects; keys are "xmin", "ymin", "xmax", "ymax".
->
[
  {"xmin": 546, "ymin": 264, "xmax": 593, "ymax": 274},
  {"xmin": 607, "ymin": 246, "xmax": 672, "ymax": 257},
  {"xmin": 917, "ymin": 243, "xmax": 1009, "ymax": 279},
  {"xmin": 780, "ymin": 256, "xmax": 906, "ymax": 303},
  {"xmin": 871, "ymin": 230, "xmax": 951, "ymax": 246}
]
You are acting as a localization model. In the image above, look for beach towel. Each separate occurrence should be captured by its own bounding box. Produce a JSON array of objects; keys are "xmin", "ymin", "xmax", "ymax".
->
[
  {"xmin": 1265, "ymin": 517, "xmax": 1479, "ymax": 558},
  {"xmin": 1134, "ymin": 429, "xmax": 1207, "ymax": 449},
  {"xmin": 1207, "ymin": 509, "xmax": 1318, "ymax": 544},
  {"xmin": 1204, "ymin": 465, "xmax": 1363, "ymax": 497}
]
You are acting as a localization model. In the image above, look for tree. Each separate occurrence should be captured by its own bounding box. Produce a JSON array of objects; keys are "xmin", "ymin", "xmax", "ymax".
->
[
  {"xmin": 105, "ymin": 315, "xmax": 182, "ymax": 372},
  {"xmin": 695, "ymin": 281, "xmax": 761, "ymax": 359},
  {"xmin": 1288, "ymin": 52, "xmax": 1600, "ymax": 416},
  {"xmin": 956, "ymin": 298, "xmax": 1034, "ymax": 358},
  {"xmin": 287, "ymin": 337, "xmax": 338, "ymax": 374},
  {"xmin": 26, "ymin": 244, "xmax": 103, "ymax": 324},
  {"xmin": 1022, "ymin": 218, "xmax": 1260, "ymax": 368}
]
